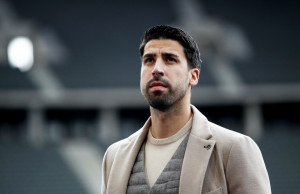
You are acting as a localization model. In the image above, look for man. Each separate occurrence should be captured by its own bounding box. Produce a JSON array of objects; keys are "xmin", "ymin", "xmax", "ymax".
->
[{"xmin": 101, "ymin": 25, "xmax": 271, "ymax": 194}]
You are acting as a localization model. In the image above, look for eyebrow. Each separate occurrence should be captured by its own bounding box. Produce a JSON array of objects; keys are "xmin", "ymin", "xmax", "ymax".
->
[
  {"xmin": 143, "ymin": 53, "xmax": 156, "ymax": 59},
  {"xmin": 143, "ymin": 52, "xmax": 179, "ymax": 59},
  {"xmin": 162, "ymin": 52, "xmax": 179, "ymax": 59}
]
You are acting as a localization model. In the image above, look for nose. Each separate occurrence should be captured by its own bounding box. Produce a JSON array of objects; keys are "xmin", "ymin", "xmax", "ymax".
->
[{"xmin": 151, "ymin": 59, "xmax": 164, "ymax": 77}]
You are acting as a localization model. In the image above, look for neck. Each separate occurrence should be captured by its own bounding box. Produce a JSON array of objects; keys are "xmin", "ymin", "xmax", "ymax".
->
[{"xmin": 149, "ymin": 98, "xmax": 192, "ymax": 139}]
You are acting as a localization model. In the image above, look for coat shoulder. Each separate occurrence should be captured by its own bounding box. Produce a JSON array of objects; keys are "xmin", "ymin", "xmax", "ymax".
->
[
  {"xmin": 209, "ymin": 122, "xmax": 249, "ymax": 143},
  {"xmin": 208, "ymin": 121, "xmax": 259, "ymax": 166}
]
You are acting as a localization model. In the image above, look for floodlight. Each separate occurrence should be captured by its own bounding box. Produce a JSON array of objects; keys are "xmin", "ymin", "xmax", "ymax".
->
[{"xmin": 7, "ymin": 36, "xmax": 34, "ymax": 72}]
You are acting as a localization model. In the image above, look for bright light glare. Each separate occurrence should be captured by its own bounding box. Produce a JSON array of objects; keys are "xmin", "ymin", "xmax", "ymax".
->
[{"xmin": 8, "ymin": 36, "xmax": 34, "ymax": 72}]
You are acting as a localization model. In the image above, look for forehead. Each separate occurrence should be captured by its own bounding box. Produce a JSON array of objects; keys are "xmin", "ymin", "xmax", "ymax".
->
[{"xmin": 143, "ymin": 39, "xmax": 185, "ymax": 56}]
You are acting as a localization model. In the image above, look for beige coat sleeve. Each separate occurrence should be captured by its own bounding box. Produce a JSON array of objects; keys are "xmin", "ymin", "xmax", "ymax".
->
[
  {"xmin": 101, "ymin": 144, "xmax": 117, "ymax": 194},
  {"xmin": 101, "ymin": 150, "xmax": 109, "ymax": 194},
  {"xmin": 225, "ymin": 136, "xmax": 271, "ymax": 194}
]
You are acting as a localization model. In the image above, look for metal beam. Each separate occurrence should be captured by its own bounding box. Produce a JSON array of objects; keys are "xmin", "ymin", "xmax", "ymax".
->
[{"xmin": 0, "ymin": 84, "xmax": 299, "ymax": 109}]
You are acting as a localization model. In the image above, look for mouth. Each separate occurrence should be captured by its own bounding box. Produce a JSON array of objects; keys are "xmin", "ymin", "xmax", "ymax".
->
[{"xmin": 149, "ymin": 81, "xmax": 168, "ymax": 90}]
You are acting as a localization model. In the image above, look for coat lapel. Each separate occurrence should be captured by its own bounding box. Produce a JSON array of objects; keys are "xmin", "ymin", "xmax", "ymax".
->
[
  {"xmin": 179, "ymin": 105, "xmax": 216, "ymax": 194},
  {"xmin": 107, "ymin": 118, "xmax": 151, "ymax": 193}
]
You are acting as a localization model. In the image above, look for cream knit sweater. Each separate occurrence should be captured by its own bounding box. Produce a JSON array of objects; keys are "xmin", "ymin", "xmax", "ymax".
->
[{"xmin": 145, "ymin": 117, "xmax": 193, "ymax": 187}]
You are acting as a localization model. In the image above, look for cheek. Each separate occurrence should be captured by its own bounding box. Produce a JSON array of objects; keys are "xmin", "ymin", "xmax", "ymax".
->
[
  {"xmin": 141, "ymin": 65, "xmax": 153, "ymax": 77},
  {"xmin": 140, "ymin": 68, "xmax": 148, "ymax": 86},
  {"xmin": 174, "ymin": 70, "xmax": 189, "ymax": 86},
  {"xmin": 172, "ymin": 70, "xmax": 185, "ymax": 81}
]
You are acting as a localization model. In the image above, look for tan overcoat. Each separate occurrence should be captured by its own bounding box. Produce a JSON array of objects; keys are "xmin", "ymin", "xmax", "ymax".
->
[{"xmin": 101, "ymin": 105, "xmax": 271, "ymax": 194}]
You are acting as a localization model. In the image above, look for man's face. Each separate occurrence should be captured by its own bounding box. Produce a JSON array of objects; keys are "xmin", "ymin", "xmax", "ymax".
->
[{"xmin": 140, "ymin": 39, "xmax": 196, "ymax": 111}]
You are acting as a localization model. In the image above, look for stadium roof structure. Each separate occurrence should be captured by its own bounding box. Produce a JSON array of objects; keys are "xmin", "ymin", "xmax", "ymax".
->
[{"xmin": 0, "ymin": 0, "xmax": 299, "ymax": 107}]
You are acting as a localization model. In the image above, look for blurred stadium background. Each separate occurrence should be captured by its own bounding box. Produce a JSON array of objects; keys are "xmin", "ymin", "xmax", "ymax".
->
[{"xmin": 0, "ymin": 0, "xmax": 299, "ymax": 193}]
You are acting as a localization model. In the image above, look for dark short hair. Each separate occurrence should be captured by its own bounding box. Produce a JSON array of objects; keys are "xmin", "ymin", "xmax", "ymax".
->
[{"xmin": 139, "ymin": 25, "xmax": 201, "ymax": 70}]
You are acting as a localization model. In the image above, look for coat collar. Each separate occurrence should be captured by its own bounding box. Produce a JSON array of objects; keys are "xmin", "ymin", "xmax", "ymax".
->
[{"xmin": 190, "ymin": 104, "xmax": 213, "ymax": 140}]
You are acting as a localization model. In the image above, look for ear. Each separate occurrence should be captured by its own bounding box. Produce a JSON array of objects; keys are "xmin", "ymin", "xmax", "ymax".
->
[{"xmin": 189, "ymin": 68, "xmax": 199, "ymax": 86}]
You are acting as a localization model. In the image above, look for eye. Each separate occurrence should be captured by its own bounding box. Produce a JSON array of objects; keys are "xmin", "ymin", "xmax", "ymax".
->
[
  {"xmin": 166, "ymin": 57, "xmax": 177, "ymax": 63},
  {"xmin": 144, "ymin": 57, "xmax": 154, "ymax": 64}
]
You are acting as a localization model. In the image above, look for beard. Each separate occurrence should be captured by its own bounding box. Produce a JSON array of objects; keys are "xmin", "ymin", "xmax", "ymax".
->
[{"xmin": 141, "ymin": 76, "xmax": 189, "ymax": 111}]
